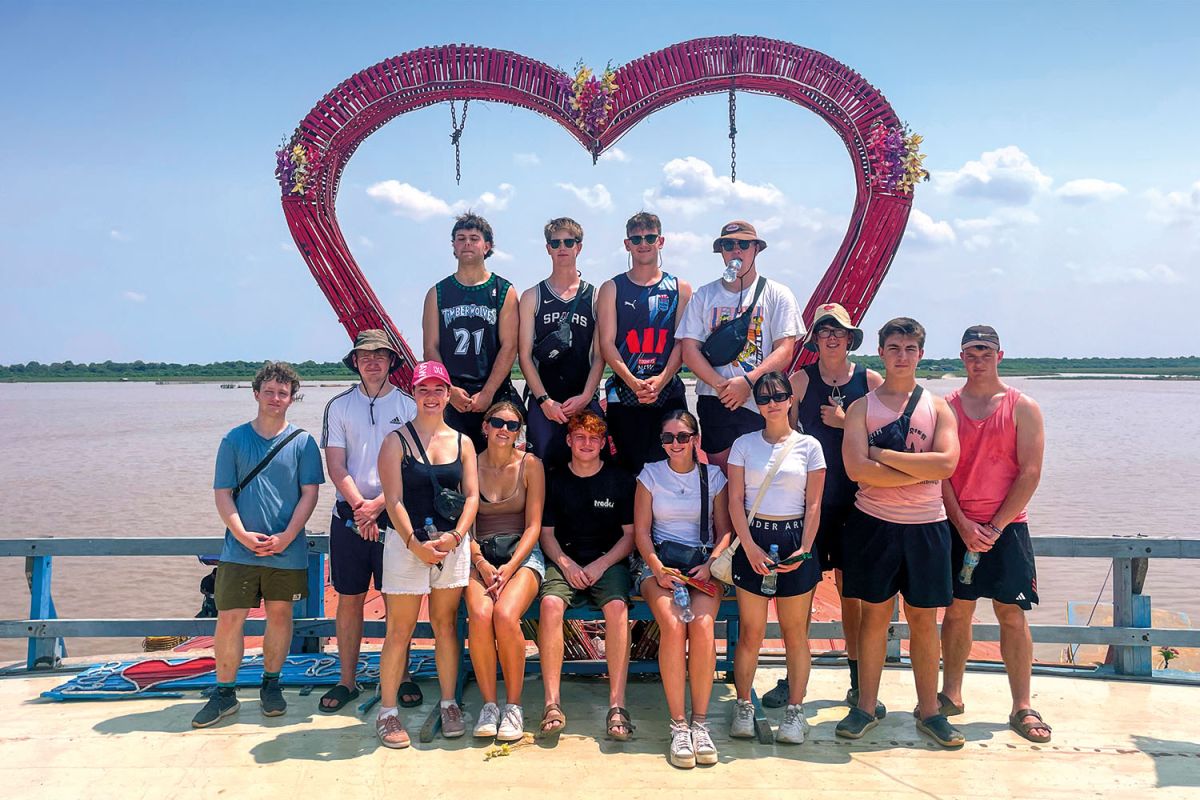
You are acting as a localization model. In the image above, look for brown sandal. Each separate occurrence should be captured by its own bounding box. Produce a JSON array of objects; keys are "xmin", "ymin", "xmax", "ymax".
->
[
  {"xmin": 1009, "ymin": 708, "xmax": 1052, "ymax": 743},
  {"xmin": 605, "ymin": 706, "xmax": 635, "ymax": 741},
  {"xmin": 538, "ymin": 703, "xmax": 566, "ymax": 738}
]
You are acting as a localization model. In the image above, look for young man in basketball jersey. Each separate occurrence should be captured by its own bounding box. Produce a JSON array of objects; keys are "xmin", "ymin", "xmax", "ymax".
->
[
  {"xmin": 319, "ymin": 330, "xmax": 418, "ymax": 713},
  {"xmin": 518, "ymin": 217, "xmax": 605, "ymax": 469},
  {"xmin": 836, "ymin": 317, "xmax": 962, "ymax": 748},
  {"xmin": 938, "ymin": 325, "xmax": 1051, "ymax": 743},
  {"xmin": 677, "ymin": 220, "xmax": 803, "ymax": 471},
  {"xmin": 758, "ymin": 304, "xmax": 883, "ymax": 712},
  {"xmin": 596, "ymin": 212, "xmax": 691, "ymax": 475},
  {"xmin": 422, "ymin": 212, "xmax": 521, "ymax": 453}
]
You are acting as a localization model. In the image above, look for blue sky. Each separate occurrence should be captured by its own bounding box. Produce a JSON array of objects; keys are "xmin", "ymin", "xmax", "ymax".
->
[{"xmin": 2, "ymin": 0, "xmax": 1198, "ymax": 363}]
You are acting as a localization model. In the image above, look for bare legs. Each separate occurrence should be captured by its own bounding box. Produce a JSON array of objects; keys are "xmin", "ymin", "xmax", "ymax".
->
[
  {"xmin": 642, "ymin": 580, "xmax": 720, "ymax": 720},
  {"xmin": 466, "ymin": 569, "xmax": 539, "ymax": 706}
]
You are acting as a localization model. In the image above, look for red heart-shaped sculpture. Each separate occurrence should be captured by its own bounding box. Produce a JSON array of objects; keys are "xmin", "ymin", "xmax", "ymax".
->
[{"xmin": 280, "ymin": 36, "xmax": 914, "ymax": 387}]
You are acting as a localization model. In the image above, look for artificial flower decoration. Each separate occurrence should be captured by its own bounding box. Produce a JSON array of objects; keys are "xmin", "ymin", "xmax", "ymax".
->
[
  {"xmin": 867, "ymin": 121, "xmax": 929, "ymax": 195},
  {"xmin": 275, "ymin": 133, "xmax": 323, "ymax": 200},
  {"xmin": 558, "ymin": 61, "xmax": 619, "ymax": 140}
]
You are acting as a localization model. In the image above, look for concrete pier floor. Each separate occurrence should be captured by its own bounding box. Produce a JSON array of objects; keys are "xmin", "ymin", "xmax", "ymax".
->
[{"xmin": 2, "ymin": 662, "xmax": 1198, "ymax": 799}]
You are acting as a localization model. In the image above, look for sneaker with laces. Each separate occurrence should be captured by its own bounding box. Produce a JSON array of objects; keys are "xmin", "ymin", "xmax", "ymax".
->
[
  {"xmin": 474, "ymin": 702, "xmax": 500, "ymax": 738},
  {"xmin": 776, "ymin": 703, "xmax": 809, "ymax": 744},
  {"xmin": 691, "ymin": 719, "xmax": 718, "ymax": 765},
  {"xmin": 191, "ymin": 691, "xmax": 239, "ymax": 729},
  {"xmin": 440, "ymin": 702, "xmax": 466, "ymax": 738},
  {"xmin": 259, "ymin": 678, "xmax": 286, "ymax": 717},
  {"xmin": 668, "ymin": 719, "xmax": 696, "ymax": 769},
  {"xmin": 496, "ymin": 704, "xmax": 525, "ymax": 742},
  {"xmin": 376, "ymin": 712, "xmax": 411, "ymax": 749},
  {"xmin": 730, "ymin": 699, "xmax": 756, "ymax": 739}
]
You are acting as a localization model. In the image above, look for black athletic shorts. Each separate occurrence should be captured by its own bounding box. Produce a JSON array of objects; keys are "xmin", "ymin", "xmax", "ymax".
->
[
  {"xmin": 605, "ymin": 395, "xmax": 686, "ymax": 475},
  {"xmin": 840, "ymin": 506, "xmax": 953, "ymax": 608},
  {"xmin": 731, "ymin": 516, "xmax": 822, "ymax": 597},
  {"xmin": 814, "ymin": 502, "xmax": 852, "ymax": 572},
  {"xmin": 951, "ymin": 521, "xmax": 1039, "ymax": 610},
  {"xmin": 329, "ymin": 502, "xmax": 390, "ymax": 595},
  {"xmin": 696, "ymin": 395, "xmax": 765, "ymax": 455}
]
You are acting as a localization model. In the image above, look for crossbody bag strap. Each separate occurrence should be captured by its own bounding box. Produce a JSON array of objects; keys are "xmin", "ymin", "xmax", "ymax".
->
[
  {"xmin": 746, "ymin": 432, "xmax": 800, "ymax": 527},
  {"xmin": 899, "ymin": 384, "xmax": 924, "ymax": 441},
  {"xmin": 405, "ymin": 421, "xmax": 447, "ymax": 498},
  {"xmin": 699, "ymin": 462, "xmax": 711, "ymax": 548},
  {"xmin": 233, "ymin": 428, "xmax": 304, "ymax": 500}
]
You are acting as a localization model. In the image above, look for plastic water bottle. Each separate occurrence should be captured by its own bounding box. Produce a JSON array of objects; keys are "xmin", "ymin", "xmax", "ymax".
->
[
  {"xmin": 673, "ymin": 583, "xmax": 695, "ymax": 623},
  {"xmin": 760, "ymin": 544, "xmax": 781, "ymax": 596},
  {"xmin": 959, "ymin": 551, "xmax": 981, "ymax": 585},
  {"xmin": 424, "ymin": 517, "xmax": 444, "ymax": 571},
  {"xmin": 722, "ymin": 257, "xmax": 742, "ymax": 283}
]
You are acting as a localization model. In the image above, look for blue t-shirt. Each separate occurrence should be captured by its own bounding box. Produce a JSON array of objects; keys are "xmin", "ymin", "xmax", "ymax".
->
[{"xmin": 213, "ymin": 422, "xmax": 326, "ymax": 570}]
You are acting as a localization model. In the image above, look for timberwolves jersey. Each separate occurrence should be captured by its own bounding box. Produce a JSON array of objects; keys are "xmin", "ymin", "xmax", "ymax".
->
[{"xmin": 436, "ymin": 273, "xmax": 512, "ymax": 391}]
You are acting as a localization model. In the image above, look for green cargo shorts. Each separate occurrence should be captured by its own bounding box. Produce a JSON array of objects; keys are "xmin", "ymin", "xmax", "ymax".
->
[
  {"xmin": 215, "ymin": 562, "xmax": 308, "ymax": 611},
  {"xmin": 539, "ymin": 560, "xmax": 631, "ymax": 609}
]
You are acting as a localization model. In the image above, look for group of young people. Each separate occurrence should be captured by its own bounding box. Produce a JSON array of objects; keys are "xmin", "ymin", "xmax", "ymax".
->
[{"xmin": 196, "ymin": 210, "xmax": 1051, "ymax": 769}]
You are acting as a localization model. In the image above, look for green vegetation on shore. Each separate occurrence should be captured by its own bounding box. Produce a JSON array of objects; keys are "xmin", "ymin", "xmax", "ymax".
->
[{"xmin": 3, "ymin": 356, "xmax": 1199, "ymax": 382}]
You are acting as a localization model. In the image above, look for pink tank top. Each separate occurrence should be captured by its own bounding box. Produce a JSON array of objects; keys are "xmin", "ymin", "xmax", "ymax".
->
[
  {"xmin": 947, "ymin": 387, "xmax": 1028, "ymax": 525},
  {"xmin": 855, "ymin": 388, "xmax": 946, "ymax": 524}
]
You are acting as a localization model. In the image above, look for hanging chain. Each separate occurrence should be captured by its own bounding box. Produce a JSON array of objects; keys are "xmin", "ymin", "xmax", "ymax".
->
[
  {"xmin": 728, "ymin": 34, "xmax": 739, "ymax": 183},
  {"xmin": 450, "ymin": 99, "xmax": 470, "ymax": 185}
]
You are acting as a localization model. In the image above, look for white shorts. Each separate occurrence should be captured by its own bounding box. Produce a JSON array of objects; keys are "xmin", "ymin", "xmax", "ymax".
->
[{"xmin": 381, "ymin": 531, "xmax": 470, "ymax": 595}]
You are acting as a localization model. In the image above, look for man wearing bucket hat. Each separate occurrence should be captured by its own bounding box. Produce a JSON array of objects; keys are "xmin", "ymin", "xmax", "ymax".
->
[
  {"xmin": 677, "ymin": 220, "xmax": 803, "ymax": 470},
  {"xmin": 318, "ymin": 330, "xmax": 418, "ymax": 713},
  {"xmin": 755, "ymin": 304, "xmax": 884, "ymax": 712}
]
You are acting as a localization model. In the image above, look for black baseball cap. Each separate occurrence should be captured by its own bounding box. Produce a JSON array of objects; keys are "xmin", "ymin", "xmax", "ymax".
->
[{"xmin": 961, "ymin": 325, "xmax": 1001, "ymax": 350}]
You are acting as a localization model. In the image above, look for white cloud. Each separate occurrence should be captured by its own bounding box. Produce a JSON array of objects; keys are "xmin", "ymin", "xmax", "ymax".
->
[
  {"xmin": 642, "ymin": 157, "xmax": 785, "ymax": 216},
  {"xmin": 952, "ymin": 208, "xmax": 1039, "ymax": 251},
  {"xmin": 664, "ymin": 231, "xmax": 709, "ymax": 257},
  {"xmin": 122, "ymin": 290, "xmax": 146, "ymax": 302},
  {"xmin": 366, "ymin": 181, "xmax": 514, "ymax": 220},
  {"xmin": 1065, "ymin": 261, "xmax": 1184, "ymax": 285},
  {"xmin": 556, "ymin": 182, "xmax": 613, "ymax": 211},
  {"xmin": 933, "ymin": 146, "xmax": 1052, "ymax": 204},
  {"xmin": 907, "ymin": 209, "xmax": 957, "ymax": 247},
  {"xmin": 513, "ymin": 153, "xmax": 541, "ymax": 167},
  {"xmin": 1146, "ymin": 180, "xmax": 1200, "ymax": 226},
  {"xmin": 490, "ymin": 248, "xmax": 515, "ymax": 262},
  {"xmin": 109, "ymin": 229, "xmax": 129, "ymax": 242},
  {"xmin": 600, "ymin": 147, "xmax": 630, "ymax": 163},
  {"xmin": 1056, "ymin": 179, "xmax": 1127, "ymax": 204}
]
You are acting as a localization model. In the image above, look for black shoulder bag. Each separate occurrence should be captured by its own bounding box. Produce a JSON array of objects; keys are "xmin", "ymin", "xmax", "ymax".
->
[
  {"xmin": 532, "ymin": 281, "xmax": 586, "ymax": 365},
  {"xmin": 867, "ymin": 385, "xmax": 924, "ymax": 452},
  {"xmin": 654, "ymin": 463, "xmax": 712, "ymax": 573},
  {"xmin": 232, "ymin": 428, "xmax": 305, "ymax": 501},
  {"xmin": 404, "ymin": 422, "xmax": 467, "ymax": 522},
  {"xmin": 700, "ymin": 277, "xmax": 767, "ymax": 367}
]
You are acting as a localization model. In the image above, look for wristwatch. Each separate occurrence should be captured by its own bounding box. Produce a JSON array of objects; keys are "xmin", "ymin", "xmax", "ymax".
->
[{"xmin": 536, "ymin": 394, "xmax": 550, "ymax": 405}]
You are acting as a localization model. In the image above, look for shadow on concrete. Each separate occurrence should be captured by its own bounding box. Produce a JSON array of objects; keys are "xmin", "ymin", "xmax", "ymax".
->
[{"xmin": 1131, "ymin": 734, "xmax": 1200, "ymax": 789}]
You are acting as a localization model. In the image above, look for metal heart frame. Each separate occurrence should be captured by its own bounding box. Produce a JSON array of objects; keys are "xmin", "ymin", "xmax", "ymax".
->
[{"xmin": 280, "ymin": 36, "xmax": 914, "ymax": 388}]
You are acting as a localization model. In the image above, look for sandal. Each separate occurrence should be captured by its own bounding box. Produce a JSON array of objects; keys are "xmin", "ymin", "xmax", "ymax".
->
[
  {"xmin": 915, "ymin": 713, "xmax": 965, "ymax": 748},
  {"xmin": 606, "ymin": 706, "xmax": 635, "ymax": 741},
  {"xmin": 538, "ymin": 703, "xmax": 566, "ymax": 738},
  {"xmin": 912, "ymin": 691, "xmax": 964, "ymax": 719},
  {"xmin": 318, "ymin": 683, "xmax": 360, "ymax": 713},
  {"xmin": 1009, "ymin": 708, "xmax": 1052, "ymax": 743},
  {"xmin": 398, "ymin": 680, "xmax": 423, "ymax": 708}
]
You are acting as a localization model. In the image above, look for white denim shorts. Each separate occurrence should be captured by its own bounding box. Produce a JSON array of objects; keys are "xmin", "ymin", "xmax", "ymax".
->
[{"xmin": 381, "ymin": 531, "xmax": 470, "ymax": 594}]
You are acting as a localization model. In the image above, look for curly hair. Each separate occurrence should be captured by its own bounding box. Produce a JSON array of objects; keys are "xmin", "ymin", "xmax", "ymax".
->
[
  {"xmin": 566, "ymin": 409, "xmax": 607, "ymax": 437},
  {"xmin": 252, "ymin": 361, "xmax": 301, "ymax": 396},
  {"xmin": 451, "ymin": 212, "xmax": 494, "ymax": 259}
]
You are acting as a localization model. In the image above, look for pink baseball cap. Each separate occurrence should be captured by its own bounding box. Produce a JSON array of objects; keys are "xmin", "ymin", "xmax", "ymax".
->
[{"xmin": 411, "ymin": 360, "xmax": 452, "ymax": 387}]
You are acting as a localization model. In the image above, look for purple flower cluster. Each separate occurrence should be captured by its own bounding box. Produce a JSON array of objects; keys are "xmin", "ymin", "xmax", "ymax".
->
[
  {"xmin": 274, "ymin": 135, "xmax": 322, "ymax": 200},
  {"xmin": 557, "ymin": 62, "xmax": 618, "ymax": 139}
]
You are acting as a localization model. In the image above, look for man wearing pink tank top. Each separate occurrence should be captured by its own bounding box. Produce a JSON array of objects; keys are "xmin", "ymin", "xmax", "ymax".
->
[
  {"xmin": 938, "ymin": 325, "xmax": 1051, "ymax": 743},
  {"xmin": 835, "ymin": 317, "xmax": 963, "ymax": 748}
]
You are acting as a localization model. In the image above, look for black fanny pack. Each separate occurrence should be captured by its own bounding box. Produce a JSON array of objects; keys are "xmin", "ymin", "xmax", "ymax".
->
[
  {"xmin": 652, "ymin": 462, "xmax": 712, "ymax": 573},
  {"xmin": 479, "ymin": 533, "xmax": 523, "ymax": 567},
  {"xmin": 700, "ymin": 277, "xmax": 766, "ymax": 367},
  {"xmin": 867, "ymin": 385, "xmax": 924, "ymax": 452},
  {"xmin": 532, "ymin": 283, "xmax": 586, "ymax": 365}
]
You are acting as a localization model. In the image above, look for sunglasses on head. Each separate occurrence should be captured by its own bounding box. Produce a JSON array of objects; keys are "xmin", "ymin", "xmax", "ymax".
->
[
  {"xmin": 548, "ymin": 238, "xmax": 578, "ymax": 249},
  {"xmin": 627, "ymin": 234, "xmax": 660, "ymax": 245},
  {"xmin": 659, "ymin": 431, "xmax": 695, "ymax": 444},
  {"xmin": 755, "ymin": 391, "xmax": 792, "ymax": 405},
  {"xmin": 719, "ymin": 239, "xmax": 753, "ymax": 252},
  {"xmin": 485, "ymin": 417, "xmax": 521, "ymax": 432}
]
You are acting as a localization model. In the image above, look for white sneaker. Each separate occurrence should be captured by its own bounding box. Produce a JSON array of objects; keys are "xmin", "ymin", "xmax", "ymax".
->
[
  {"xmin": 473, "ymin": 702, "xmax": 500, "ymax": 738},
  {"xmin": 776, "ymin": 703, "xmax": 809, "ymax": 744},
  {"xmin": 691, "ymin": 719, "xmax": 718, "ymax": 765},
  {"xmin": 496, "ymin": 704, "xmax": 524, "ymax": 741},
  {"xmin": 730, "ymin": 699, "xmax": 756, "ymax": 739},
  {"xmin": 669, "ymin": 719, "xmax": 696, "ymax": 769}
]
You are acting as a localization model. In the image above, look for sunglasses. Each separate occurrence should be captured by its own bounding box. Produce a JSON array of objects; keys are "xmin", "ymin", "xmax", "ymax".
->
[
  {"xmin": 627, "ymin": 234, "xmax": 660, "ymax": 245},
  {"xmin": 548, "ymin": 238, "xmax": 578, "ymax": 249},
  {"xmin": 658, "ymin": 431, "xmax": 695, "ymax": 444},
  {"xmin": 485, "ymin": 417, "xmax": 522, "ymax": 432},
  {"xmin": 816, "ymin": 327, "xmax": 849, "ymax": 339},
  {"xmin": 718, "ymin": 239, "xmax": 754, "ymax": 252},
  {"xmin": 755, "ymin": 391, "xmax": 792, "ymax": 405}
]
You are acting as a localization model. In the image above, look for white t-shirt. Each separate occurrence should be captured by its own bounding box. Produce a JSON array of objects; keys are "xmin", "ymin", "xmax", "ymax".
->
[
  {"xmin": 637, "ymin": 460, "xmax": 728, "ymax": 547},
  {"xmin": 321, "ymin": 384, "xmax": 417, "ymax": 503},
  {"xmin": 675, "ymin": 276, "xmax": 803, "ymax": 411},
  {"xmin": 727, "ymin": 430, "xmax": 826, "ymax": 518}
]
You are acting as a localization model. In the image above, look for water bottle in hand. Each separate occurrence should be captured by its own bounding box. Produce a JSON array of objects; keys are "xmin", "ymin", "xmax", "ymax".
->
[
  {"xmin": 760, "ymin": 544, "xmax": 781, "ymax": 596},
  {"xmin": 959, "ymin": 551, "xmax": 981, "ymax": 585},
  {"xmin": 672, "ymin": 583, "xmax": 695, "ymax": 623},
  {"xmin": 424, "ymin": 517, "xmax": 445, "ymax": 571}
]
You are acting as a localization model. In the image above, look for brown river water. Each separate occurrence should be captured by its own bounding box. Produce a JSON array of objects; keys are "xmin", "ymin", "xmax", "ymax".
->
[{"xmin": 1, "ymin": 377, "xmax": 1197, "ymax": 662}]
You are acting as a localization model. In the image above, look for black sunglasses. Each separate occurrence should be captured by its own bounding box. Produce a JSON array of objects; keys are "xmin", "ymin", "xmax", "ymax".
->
[
  {"xmin": 548, "ymin": 238, "xmax": 578, "ymax": 249},
  {"xmin": 719, "ymin": 239, "xmax": 753, "ymax": 252},
  {"xmin": 755, "ymin": 391, "xmax": 792, "ymax": 405},
  {"xmin": 628, "ymin": 234, "xmax": 660, "ymax": 245},
  {"xmin": 659, "ymin": 431, "xmax": 695, "ymax": 444},
  {"xmin": 485, "ymin": 417, "xmax": 522, "ymax": 432}
]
